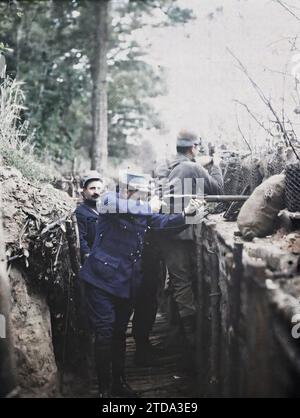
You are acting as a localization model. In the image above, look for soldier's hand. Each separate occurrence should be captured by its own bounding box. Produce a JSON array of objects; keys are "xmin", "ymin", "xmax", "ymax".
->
[
  {"xmin": 184, "ymin": 198, "xmax": 206, "ymax": 216},
  {"xmin": 212, "ymin": 153, "xmax": 221, "ymax": 167},
  {"xmin": 198, "ymin": 155, "xmax": 213, "ymax": 168},
  {"xmin": 149, "ymin": 195, "xmax": 163, "ymax": 213}
]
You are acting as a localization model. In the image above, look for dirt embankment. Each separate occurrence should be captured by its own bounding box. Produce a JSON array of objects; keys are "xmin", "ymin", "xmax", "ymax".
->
[{"xmin": 1, "ymin": 165, "xmax": 77, "ymax": 397}]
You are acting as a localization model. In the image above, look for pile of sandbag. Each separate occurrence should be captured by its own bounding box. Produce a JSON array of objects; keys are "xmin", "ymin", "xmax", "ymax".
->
[{"xmin": 237, "ymin": 174, "xmax": 285, "ymax": 241}]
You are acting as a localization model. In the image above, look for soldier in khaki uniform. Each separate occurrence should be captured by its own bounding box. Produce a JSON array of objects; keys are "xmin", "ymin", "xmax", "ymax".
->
[{"xmin": 158, "ymin": 130, "xmax": 223, "ymax": 369}]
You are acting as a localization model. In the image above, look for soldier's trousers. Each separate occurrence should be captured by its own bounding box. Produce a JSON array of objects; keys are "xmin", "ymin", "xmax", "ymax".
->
[
  {"xmin": 161, "ymin": 240, "xmax": 197, "ymax": 319},
  {"xmin": 132, "ymin": 267, "xmax": 160, "ymax": 347},
  {"xmin": 132, "ymin": 237, "xmax": 165, "ymax": 347},
  {"xmin": 84, "ymin": 283, "xmax": 133, "ymax": 380}
]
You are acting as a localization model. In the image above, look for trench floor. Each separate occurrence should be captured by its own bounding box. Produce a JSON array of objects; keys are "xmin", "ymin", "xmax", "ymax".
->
[{"xmin": 65, "ymin": 313, "xmax": 197, "ymax": 398}]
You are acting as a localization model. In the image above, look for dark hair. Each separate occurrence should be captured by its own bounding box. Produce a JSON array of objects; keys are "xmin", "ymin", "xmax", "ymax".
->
[{"xmin": 176, "ymin": 146, "xmax": 192, "ymax": 155}]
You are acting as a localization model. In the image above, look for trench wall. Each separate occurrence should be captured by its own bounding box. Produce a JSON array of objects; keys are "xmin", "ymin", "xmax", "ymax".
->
[{"xmin": 195, "ymin": 215, "xmax": 300, "ymax": 398}]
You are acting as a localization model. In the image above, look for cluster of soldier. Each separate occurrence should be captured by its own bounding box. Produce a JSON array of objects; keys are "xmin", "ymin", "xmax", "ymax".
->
[{"xmin": 75, "ymin": 130, "xmax": 223, "ymax": 398}]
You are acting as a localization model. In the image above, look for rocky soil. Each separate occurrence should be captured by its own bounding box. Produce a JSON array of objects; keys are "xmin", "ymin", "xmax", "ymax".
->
[{"xmin": 1, "ymin": 165, "xmax": 76, "ymax": 397}]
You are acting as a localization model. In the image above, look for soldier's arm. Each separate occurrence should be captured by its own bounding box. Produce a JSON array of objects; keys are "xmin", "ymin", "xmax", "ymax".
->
[
  {"xmin": 148, "ymin": 212, "xmax": 187, "ymax": 231},
  {"xmin": 195, "ymin": 164, "xmax": 223, "ymax": 195},
  {"xmin": 75, "ymin": 211, "xmax": 91, "ymax": 261}
]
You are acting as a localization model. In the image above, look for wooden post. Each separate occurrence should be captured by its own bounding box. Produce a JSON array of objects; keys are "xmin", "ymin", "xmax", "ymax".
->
[
  {"xmin": 229, "ymin": 242, "xmax": 243, "ymax": 397},
  {"xmin": 208, "ymin": 231, "xmax": 221, "ymax": 397},
  {"xmin": 194, "ymin": 223, "xmax": 205, "ymax": 395}
]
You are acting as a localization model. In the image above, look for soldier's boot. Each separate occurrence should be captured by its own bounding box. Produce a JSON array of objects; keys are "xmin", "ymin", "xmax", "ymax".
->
[
  {"xmin": 181, "ymin": 314, "xmax": 196, "ymax": 347},
  {"xmin": 134, "ymin": 339, "xmax": 163, "ymax": 367},
  {"xmin": 94, "ymin": 341, "xmax": 111, "ymax": 398},
  {"xmin": 111, "ymin": 338, "xmax": 139, "ymax": 398},
  {"xmin": 111, "ymin": 375, "xmax": 138, "ymax": 398},
  {"xmin": 179, "ymin": 314, "xmax": 197, "ymax": 375}
]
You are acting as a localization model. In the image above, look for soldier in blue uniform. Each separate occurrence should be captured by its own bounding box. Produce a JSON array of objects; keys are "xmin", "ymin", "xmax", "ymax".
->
[
  {"xmin": 79, "ymin": 172, "xmax": 204, "ymax": 398},
  {"xmin": 74, "ymin": 172, "xmax": 104, "ymax": 376},
  {"xmin": 132, "ymin": 230, "xmax": 165, "ymax": 367},
  {"xmin": 75, "ymin": 171, "xmax": 104, "ymax": 263}
]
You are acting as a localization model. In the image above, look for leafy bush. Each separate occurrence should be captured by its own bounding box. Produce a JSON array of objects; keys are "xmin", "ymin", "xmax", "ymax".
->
[{"xmin": 0, "ymin": 76, "xmax": 52, "ymax": 182}]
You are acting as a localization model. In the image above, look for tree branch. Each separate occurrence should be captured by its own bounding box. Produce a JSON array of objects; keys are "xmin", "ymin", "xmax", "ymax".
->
[
  {"xmin": 272, "ymin": 0, "xmax": 300, "ymax": 22},
  {"xmin": 227, "ymin": 47, "xmax": 300, "ymax": 160},
  {"xmin": 235, "ymin": 111, "xmax": 252, "ymax": 153},
  {"xmin": 234, "ymin": 100, "xmax": 275, "ymax": 137}
]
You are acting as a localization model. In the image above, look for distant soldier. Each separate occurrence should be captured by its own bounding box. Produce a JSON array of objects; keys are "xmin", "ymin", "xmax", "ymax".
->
[{"xmin": 158, "ymin": 130, "xmax": 223, "ymax": 371}]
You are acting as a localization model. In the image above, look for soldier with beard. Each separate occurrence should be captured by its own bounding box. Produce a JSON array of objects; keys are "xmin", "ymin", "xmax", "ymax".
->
[
  {"xmin": 75, "ymin": 171, "xmax": 105, "ymax": 263},
  {"xmin": 74, "ymin": 171, "xmax": 105, "ymax": 383}
]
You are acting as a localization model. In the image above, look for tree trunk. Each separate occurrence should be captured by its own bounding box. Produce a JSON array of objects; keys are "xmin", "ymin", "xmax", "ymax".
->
[{"xmin": 91, "ymin": 0, "xmax": 109, "ymax": 174}]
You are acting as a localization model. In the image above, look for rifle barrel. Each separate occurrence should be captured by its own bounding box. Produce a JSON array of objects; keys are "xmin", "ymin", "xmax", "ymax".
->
[{"xmin": 162, "ymin": 194, "xmax": 250, "ymax": 202}]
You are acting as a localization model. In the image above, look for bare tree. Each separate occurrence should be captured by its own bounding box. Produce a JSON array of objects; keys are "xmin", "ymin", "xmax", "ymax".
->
[
  {"xmin": 234, "ymin": 99, "xmax": 275, "ymax": 138},
  {"xmin": 91, "ymin": 0, "xmax": 110, "ymax": 174},
  {"xmin": 272, "ymin": 0, "xmax": 300, "ymax": 22},
  {"xmin": 235, "ymin": 110, "xmax": 252, "ymax": 153},
  {"xmin": 227, "ymin": 47, "xmax": 300, "ymax": 160}
]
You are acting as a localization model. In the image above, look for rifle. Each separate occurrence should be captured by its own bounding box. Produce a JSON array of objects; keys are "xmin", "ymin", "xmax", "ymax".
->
[{"xmin": 162, "ymin": 194, "xmax": 250, "ymax": 202}]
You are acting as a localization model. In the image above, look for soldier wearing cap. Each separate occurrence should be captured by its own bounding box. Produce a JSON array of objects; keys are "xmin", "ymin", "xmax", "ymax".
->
[
  {"xmin": 120, "ymin": 171, "xmax": 164, "ymax": 366},
  {"xmin": 158, "ymin": 130, "xmax": 223, "ymax": 372},
  {"xmin": 79, "ymin": 171, "xmax": 203, "ymax": 398},
  {"xmin": 75, "ymin": 171, "xmax": 104, "ymax": 263}
]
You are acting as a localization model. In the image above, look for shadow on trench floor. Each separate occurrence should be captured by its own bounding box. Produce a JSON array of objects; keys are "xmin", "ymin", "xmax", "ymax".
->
[{"xmin": 64, "ymin": 313, "xmax": 198, "ymax": 398}]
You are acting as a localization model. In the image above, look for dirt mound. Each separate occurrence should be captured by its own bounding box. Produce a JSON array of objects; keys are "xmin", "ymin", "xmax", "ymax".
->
[
  {"xmin": 1, "ymin": 165, "xmax": 74, "ymax": 254},
  {"xmin": 1, "ymin": 165, "xmax": 78, "ymax": 397}
]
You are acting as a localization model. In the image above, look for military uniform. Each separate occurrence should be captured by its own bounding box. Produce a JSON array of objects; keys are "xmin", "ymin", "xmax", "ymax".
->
[
  {"xmin": 75, "ymin": 170, "xmax": 103, "ymax": 263},
  {"xmin": 132, "ymin": 231, "xmax": 165, "ymax": 365},
  {"xmin": 75, "ymin": 202, "xmax": 98, "ymax": 263},
  {"xmin": 156, "ymin": 132, "xmax": 223, "ymax": 374},
  {"xmin": 79, "ymin": 191, "xmax": 187, "ymax": 396},
  {"xmin": 160, "ymin": 153, "xmax": 223, "ymax": 319},
  {"xmin": 74, "ymin": 172, "xmax": 103, "ymax": 382}
]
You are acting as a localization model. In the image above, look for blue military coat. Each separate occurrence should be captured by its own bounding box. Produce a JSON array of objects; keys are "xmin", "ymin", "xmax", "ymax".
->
[
  {"xmin": 79, "ymin": 192, "xmax": 186, "ymax": 299},
  {"xmin": 75, "ymin": 202, "xmax": 99, "ymax": 263}
]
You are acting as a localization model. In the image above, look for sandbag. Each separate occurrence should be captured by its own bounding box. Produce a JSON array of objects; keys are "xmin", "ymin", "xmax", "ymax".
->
[{"xmin": 237, "ymin": 174, "xmax": 285, "ymax": 240}]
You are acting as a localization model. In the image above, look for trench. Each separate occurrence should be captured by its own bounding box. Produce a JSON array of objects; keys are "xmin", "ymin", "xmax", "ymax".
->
[
  {"xmin": 1, "ymin": 167, "xmax": 300, "ymax": 398},
  {"xmin": 64, "ymin": 313, "xmax": 197, "ymax": 398},
  {"xmin": 59, "ymin": 214, "xmax": 300, "ymax": 398}
]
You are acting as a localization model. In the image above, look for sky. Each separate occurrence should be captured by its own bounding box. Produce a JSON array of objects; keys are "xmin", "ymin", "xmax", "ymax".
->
[{"xmin": 133, "ymin": 0, "xmax": 300, "ymax": 159}]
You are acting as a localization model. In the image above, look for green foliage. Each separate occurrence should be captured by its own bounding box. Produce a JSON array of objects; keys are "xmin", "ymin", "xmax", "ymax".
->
[
  {"xmin": 125, "ymin": 0, "xmax": 195, "ymax": 26},
  {"xmin": 0, "ymin": 0, "xmax": 91, "ymax": 163},
  {"xmin": 0, "ymin": 0, "xmax": 193, "ymax": 166},
  {"xmin": 0, "ymin": 76, "xmax": 52, "ymax": 181},
  {"xmin": 108, "ymin": 56, "xmax": 167, "ymax": 158}
]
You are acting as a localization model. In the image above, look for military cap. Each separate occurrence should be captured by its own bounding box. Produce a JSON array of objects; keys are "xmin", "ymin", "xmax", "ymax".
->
[
  {"xmin": 177, "ymin": 130, "xmax": 200, "ymax": 147},
  {"xmin": 119, "ymin": 171, "xmax": 151, "ymax": 193},
  {"xmin": 81, "ymin": 171, "xmax": 102, "ymax": 188}
]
